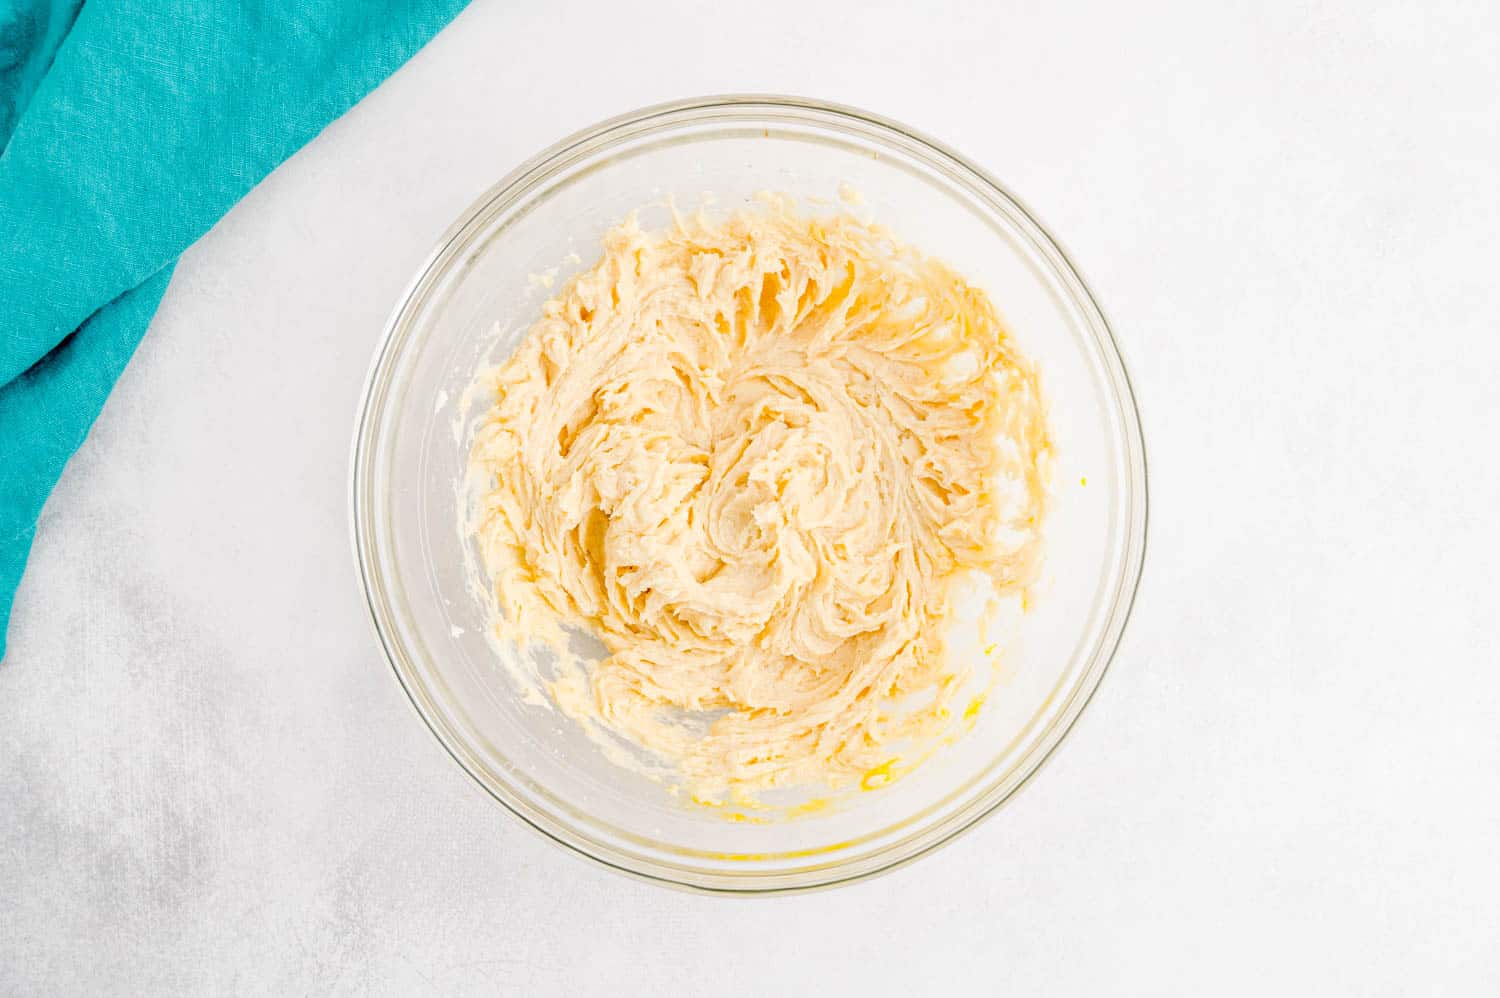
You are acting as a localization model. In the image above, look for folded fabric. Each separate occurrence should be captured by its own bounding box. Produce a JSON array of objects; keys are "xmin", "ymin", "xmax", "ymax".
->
[{"xmin": 0, "ymin": 0, "xmax": 469, "ymax": 658}]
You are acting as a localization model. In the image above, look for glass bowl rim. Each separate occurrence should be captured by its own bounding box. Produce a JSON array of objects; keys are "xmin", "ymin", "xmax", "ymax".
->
[{"xmin": 349, "ymin": 93, "xmax": 1149, "ymax": 895}]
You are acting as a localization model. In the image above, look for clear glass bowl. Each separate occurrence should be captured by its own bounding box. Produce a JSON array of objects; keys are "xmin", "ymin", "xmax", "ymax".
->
[{"xmin": 350, "ymin": 95, "xmax": 1147, "ymax": 893}]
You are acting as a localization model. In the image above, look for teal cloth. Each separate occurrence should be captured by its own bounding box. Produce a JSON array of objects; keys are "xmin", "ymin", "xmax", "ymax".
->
[{"xmin": 0, "ymin": 0, "xmax": 468, "ymax": 658}]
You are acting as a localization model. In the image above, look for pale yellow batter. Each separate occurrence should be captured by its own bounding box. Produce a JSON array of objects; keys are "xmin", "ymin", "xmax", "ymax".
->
[{"xmin": 466, "ymin": 198, "xmax": 1049, "ymax": 798}]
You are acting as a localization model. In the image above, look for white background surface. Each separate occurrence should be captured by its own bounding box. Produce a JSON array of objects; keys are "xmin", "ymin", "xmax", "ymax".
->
[{"xmin": 4, "ymin": 1, "xmax": 1498, "ymax": 994}]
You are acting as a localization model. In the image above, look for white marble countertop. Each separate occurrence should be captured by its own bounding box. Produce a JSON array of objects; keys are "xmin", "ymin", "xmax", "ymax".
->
[{"xmin": 4, "ymin": 1, "xmax": 1498, "ymax": 993}]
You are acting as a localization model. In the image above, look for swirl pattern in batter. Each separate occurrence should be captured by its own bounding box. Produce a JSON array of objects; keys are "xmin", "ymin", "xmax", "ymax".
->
[{"xmin": 467, "ymin": 199, "xmax": 1049, "ymax": 797}]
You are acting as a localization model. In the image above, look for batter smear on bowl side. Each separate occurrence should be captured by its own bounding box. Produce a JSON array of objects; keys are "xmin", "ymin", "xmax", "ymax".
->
[{"xmin": 465, "ymin": 197, "xmax": 1050, "ymax": 800}]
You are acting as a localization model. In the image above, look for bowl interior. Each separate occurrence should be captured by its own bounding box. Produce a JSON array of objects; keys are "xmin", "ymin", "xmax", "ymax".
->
[{"xmin": 353, "ymin": 99, "xmax": 1144, "ymax": 891}]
